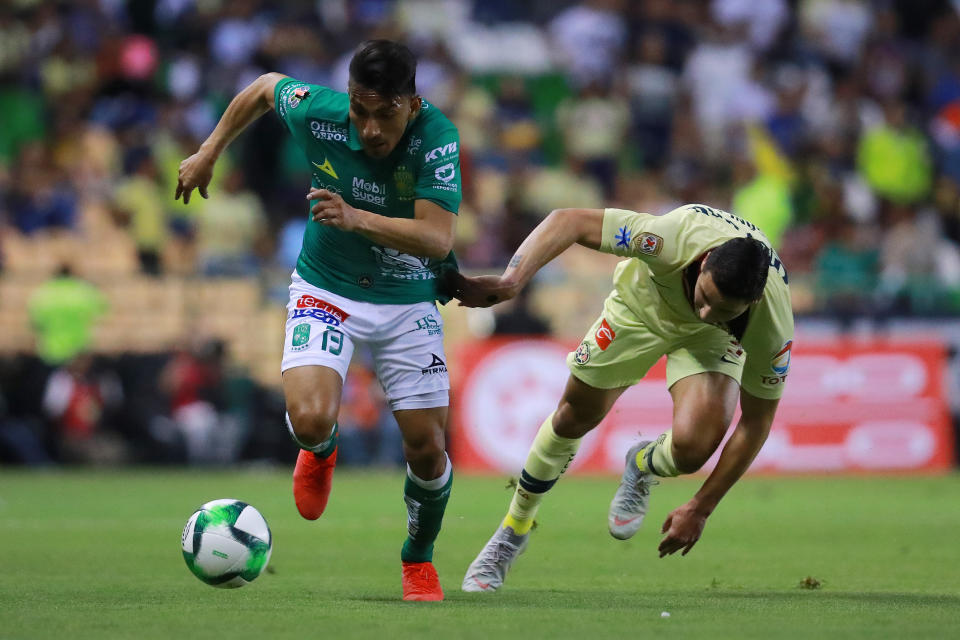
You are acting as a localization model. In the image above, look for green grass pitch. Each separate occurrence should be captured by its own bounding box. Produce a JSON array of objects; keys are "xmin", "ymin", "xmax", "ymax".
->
[{"xmin": 1, "ymin": 469, "xmax": 958, "ymax": 639}]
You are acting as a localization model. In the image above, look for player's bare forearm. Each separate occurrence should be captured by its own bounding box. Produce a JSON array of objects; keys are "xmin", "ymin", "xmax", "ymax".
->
[
  {"xmin": 500, "ymin": 208, "xmax": 605, "ymax": 292},
  {"xmin": 199, "ymin": 72, "xmax": 286, "ymax": 158},
  {"xmin": 353, "ymin": 209, "xmax": 454, "ymax": 258},
  {"xmin": 688, "ymin": 393, "xmax": 778, "ymax": 515}
]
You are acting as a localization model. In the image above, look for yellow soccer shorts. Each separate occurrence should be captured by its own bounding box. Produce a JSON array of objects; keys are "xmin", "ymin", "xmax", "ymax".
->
[{"xmin": 566, "ymin": 288, "xmax": 745, "ymax": 390}]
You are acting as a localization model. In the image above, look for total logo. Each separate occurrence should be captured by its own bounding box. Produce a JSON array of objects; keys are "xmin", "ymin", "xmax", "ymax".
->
[
  {"xmin": 352, "ymin": 176, "xmax": 387, "ymax": 207},
  {"xmin": 761, "ymin": 339, "xmax": 792, "ymax": 385}
]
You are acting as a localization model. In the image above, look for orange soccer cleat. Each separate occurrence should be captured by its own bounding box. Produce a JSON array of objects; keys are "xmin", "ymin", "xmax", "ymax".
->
[
  {"xmin": 401, "ymin": 561, "xmax": 444, "ymax": 601},
  {"xmin": 292, "ymin": 447, "xmax": 338, "ymax": 520}
]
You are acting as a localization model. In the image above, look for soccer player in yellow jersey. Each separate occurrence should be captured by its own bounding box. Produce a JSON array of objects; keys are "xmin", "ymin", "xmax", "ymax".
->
[{"xmin": 454, "ymin": 203, "xmax": 794, "ymax": 592}]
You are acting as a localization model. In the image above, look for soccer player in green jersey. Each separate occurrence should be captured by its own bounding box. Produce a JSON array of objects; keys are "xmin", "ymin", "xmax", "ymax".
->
[
  {"xmin": 175, "ymin": 41, "xmax": 461, "ymax": 601},
  {"xmin": 453, "ymin": 204, "xmax": 794, "ymax": 592}
]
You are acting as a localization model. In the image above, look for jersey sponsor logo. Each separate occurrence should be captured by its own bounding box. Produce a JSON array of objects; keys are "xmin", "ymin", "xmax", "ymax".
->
[
  {"xmin": 425, "ymin": 141, "xmax": 458, "ymax": 162},
  {"xmin": 309, "ymin": 120, "xmax": 348, "ymax": 142},
  {"xmin": 615, "ymin": 226, "xmax": 631, "ymax": 248},
  {"xmin": 635, "ymin": 232, "xmax": 663, "ymax": 256},
  {"xmin": 294, "ymin": 295, "xmax": 349, "ymax": 325},
  {"xmin": 434, "ymin": 162, "xmax": 456, "ymax": 183},
  {"xmin": 352, "ymin": 176, "xmax": 387, "ymax": 207},
  {"xmin": 371, "ymin": 246, "xmax": 436, "ymax": 280},
  {"xmin": 421, "ymin": 353, "xmax": 447, "ymax": 375},
  {"xmin": 290, "ymin": 323, "xmax": 311, "ymax": 351},
  {"xmin": 595, "ymin": 318, "xmax": 616, "ymax": 350},
  {"xmin": 312, "ymin": 158, "xmax": 339, "ymax": 180},
  {"xmin": 574, "ymin": 341, "xmax": 591, "ymax": 365},
  {"xmin": 771, "ymin": 339, "xmax": 792, "ymax": 375},
  {"xmin": 415, "ymin": 314, "xmax": 442, "ymax": 336}
]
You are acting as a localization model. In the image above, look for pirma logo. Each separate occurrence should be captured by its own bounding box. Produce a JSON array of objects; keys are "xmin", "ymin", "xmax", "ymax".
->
[
  {"xmin": 421, "ymin": 354, "xmax": 447, "ymax": 375},
  {"xmin": 771, "ymin": 339, "xmax": 792, "ymax": 375}
]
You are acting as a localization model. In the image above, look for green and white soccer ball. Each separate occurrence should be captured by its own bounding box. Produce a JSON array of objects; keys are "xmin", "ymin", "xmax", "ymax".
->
[{"xmin": 181, "ymin": 499, "xmax": 272, "ymax": 588}]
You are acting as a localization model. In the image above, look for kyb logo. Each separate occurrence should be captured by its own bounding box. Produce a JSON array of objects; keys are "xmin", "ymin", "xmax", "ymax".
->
[
  {"xmin": 425, "ymin": 142, "xmax": 457, "ymax": 162},
  {"xmin": 352, "ymin": 176, "xmax": 387, "ymax": 206},
  {"xmin": 309, "ymin": 120, "xmax": 348, "ymax": 142}
]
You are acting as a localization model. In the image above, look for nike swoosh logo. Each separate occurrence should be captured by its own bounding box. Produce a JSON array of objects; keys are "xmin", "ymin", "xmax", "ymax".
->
[
  {"xmin": 720, "ymin": 355, "xmax": 739, "ymax": 365},
  {"xmin": 473, "ymin": 577, "xmax": 491, "ymax": 590},
  {"xmin": 613, "ymin": 515, "xmax": 641, "ymax": 527}
]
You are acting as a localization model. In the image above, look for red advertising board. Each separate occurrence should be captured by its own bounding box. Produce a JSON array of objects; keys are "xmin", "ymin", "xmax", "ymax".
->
[{"xmin": 450, "ymin": 338, "xmax": 954, "ymax": 474}]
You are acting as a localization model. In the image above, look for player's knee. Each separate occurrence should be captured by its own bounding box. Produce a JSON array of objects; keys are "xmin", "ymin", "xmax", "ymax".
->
[
  {"xmin": 286, "ymin": 401, "xmax": 337, "ymax": 447},
  {"xmin": 552, "ymin": 400, "xmax": 604, "ymax": 438},
  {"xmin": 671, "ymin": 423, "xmax": 725, "ymax": 473},
  {"xmin": 402, "ymin": 428, "xmax": 445, "ymax": 467}
]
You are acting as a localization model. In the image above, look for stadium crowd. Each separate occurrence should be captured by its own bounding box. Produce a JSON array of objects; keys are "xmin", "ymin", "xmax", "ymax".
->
[{"xmin": 2, "ymin": 0, "xmax": 960, "ymax": 465}]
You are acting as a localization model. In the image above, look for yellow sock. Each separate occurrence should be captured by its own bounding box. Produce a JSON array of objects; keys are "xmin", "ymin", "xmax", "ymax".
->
[
  {"xmin": 636, "ymin": 430, "xmax": 681, "ymax": 477},
  {"xmin": 503, "ymin": 412, "xmax": 582, "ymax": 535}
]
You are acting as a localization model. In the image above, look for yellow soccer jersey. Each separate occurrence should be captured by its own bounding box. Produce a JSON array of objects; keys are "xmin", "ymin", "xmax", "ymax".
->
[{"xmin": 598, "ymin": 204, "xmax": 794, "ymax": 399}]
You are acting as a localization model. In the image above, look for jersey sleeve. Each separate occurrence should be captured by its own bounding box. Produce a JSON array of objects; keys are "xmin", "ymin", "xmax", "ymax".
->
[
  {"xmin": 413, "ymin": 125, "xmax": 461, "ymax": 214},
  {"xmin": 599, "ymin": 207, "xmax": 690, "ymax": 273},
  {"xmin": 274, "ymin": 77, "xmax": 322, "ymax": 144}
]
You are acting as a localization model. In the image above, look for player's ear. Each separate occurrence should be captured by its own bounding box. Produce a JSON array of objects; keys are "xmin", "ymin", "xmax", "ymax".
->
[
  {"xmin": 409, "ymin": 95, "xmax": 422, "ymax": 120},
  {"xmin": 700, "ymin": 250, "xmax": 712, "ymax": 273}
]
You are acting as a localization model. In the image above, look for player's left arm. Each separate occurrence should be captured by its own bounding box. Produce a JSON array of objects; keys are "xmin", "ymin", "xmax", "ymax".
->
[
  {"xmin": 305, "ymin": 189, "xmax": 455, "ymax": 258},
  {"xmin": 658, "ymin": 391, "xmax": 778, "ymax": 557}
]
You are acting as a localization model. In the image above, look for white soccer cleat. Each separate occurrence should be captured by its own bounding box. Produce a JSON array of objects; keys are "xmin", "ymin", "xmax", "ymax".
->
[
  {"xmin": 608, "ymin": 441, "xmax": 659, "ymax": 540},
  {"xmin": 461, "ymin": 525, "xmax": 529, "ymax": 593}
]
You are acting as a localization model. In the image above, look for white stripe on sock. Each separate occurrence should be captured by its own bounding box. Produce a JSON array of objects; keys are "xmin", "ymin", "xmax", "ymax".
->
[{"xmin": 407, "ymin": 452, "xmax": 452, "ymax": 490}]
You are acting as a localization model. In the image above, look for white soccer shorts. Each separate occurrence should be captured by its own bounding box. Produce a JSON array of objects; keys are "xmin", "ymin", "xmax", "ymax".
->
[{"xmin": 281, "ymin": 271, "xmax": 449, "ymax": 410}]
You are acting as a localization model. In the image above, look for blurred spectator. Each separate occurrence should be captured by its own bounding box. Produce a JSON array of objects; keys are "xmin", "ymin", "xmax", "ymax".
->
[
  {"xmin": 5, "ymin": 142, "xmax": 78, "ymax": 234},
  {"xmin": 812, "ymin": 216, "xmax": 880, "ymax": 317},
  {"xmin": 877, "ymin": 203, "xmax": 960, "ymax": 312},
  {"xmin": 857, "ymin": 102, "xmax": 933, "ymax": 205},
  {"xmin": 42, "ymin": 353, "xmax": 127, "ymax": 465},
  {"xmin": 195, "ymin": 168, "xmax": 267, "ymax": 277},
  {"xmin": 731, "ymin": 157, "xmax": 793, "ymax": 250},
  {"xmin": 113, "ymin": 147, "xmax": 168, "ymax": 275},
  {"xmin": 626, "ymin": 30, "xmax": 679, "ymax": 169},
  {"xmin": 492, "ymin": 284, "xmax": 550, "ymax": 336},
  {"xmin": 555, "ymin": 80, "xmax": 630, "ymax": 199},
  {"xmin": 549, "ymin": 0, "xmax": 627, "ymax": 87},
  {"xmin": 337, "ymin": 358, "xmax": 403, "ymax": 467},
  {"xmin": 28, "ymin": 265, "xmax": 108, "ymax": 366},
  {"xmin": 153, "ymin": 337, "xmax": 244, "ymax": 464}
]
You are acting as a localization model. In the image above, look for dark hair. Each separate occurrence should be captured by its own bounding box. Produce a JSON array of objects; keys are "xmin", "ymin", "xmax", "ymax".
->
[
  {"xmin": 348, "ymin": 40, "xmax": 417, "ymax": 97},
  {"xmin": 703, "ymin": 237, "xmax": 770, "ymax": 302}
]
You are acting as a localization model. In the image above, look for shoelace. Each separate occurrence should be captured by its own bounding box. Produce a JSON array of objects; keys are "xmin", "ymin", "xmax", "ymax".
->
[
  {"xmin": 474, "ymin": 541, "xmax": 517, "ymax": 575},
  {"xmin": 619, "ymin": 476, "xmax": 660, "ymax": 512}
]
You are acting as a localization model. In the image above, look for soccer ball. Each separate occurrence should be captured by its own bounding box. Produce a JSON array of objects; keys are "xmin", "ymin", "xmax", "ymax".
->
[{"xmin": 181, "ymin": 499, "xmax": 273, "ymax": 588}]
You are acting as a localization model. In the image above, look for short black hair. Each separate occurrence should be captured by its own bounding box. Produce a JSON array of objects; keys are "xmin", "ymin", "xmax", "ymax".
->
[
  {"xmin": 348, "ymin": 40, "xmax": 417, "ymax": 97},
  {"xmin": 703, "ymin": 237, "xmax": 770, "ymax": 302}
]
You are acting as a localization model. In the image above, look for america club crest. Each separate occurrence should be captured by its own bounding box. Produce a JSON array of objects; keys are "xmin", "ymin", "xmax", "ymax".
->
[{"xmin": 574, "ymin": 341, "xmax": 591, "ymax": 365}]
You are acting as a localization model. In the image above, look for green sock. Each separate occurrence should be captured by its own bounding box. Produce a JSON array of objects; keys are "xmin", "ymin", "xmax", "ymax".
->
[
  {"xmin": 285, "ymin": 413, "xmax": 338, "ymax": 459},
  {"xmin": 401, "ymin": 454, "xmax": 453, "ymax": 563}
]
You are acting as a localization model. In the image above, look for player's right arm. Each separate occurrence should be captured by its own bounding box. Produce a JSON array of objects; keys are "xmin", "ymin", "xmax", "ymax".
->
[
  {"xmin": 453, "ymin": 207, "xmax": 604, "ymax": 307},
  {"xmin": 175, "ymin": 72, "xmax": 287, "ymax": 204}
]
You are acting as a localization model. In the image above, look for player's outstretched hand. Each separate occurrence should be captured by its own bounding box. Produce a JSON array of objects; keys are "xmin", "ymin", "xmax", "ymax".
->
[
  {"xmin": 307, "ymin": 188, "xmax": 362, "ymax": 231},
  {"xmin": 452, "ymin": 273, "xmax": 519, "ymax": 308},
  {"xmin": 658, "ymin": 501, "xmax": 708, "ymax": 558},
  {"xmin": 176, "ymin": 151, "xmax": 216, "ymax": 204}
]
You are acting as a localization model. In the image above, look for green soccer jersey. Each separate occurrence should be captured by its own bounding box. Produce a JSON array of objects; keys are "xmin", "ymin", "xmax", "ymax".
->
[
  {"xmin": 599, "ymin": 204, "xmax": 794, "ymax": 399},
  {"xmin": 274, "ymin": 77, "xmax": 461, "ymax": 304}
]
